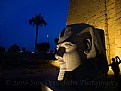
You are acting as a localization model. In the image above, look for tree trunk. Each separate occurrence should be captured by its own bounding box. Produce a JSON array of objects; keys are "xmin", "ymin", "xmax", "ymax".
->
[{"xmin": 35, "ymin": 25, "xmax": 39, "ymax": 53}]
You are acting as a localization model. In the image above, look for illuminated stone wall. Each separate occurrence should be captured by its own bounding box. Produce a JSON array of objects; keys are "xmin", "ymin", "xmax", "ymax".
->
[{"xmin": 66, "ymin": 0, "xmax": 121, "ymax": 64}]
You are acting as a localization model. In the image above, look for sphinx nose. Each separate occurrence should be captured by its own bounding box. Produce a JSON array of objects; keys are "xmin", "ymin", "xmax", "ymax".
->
[{"xmin": 56, "ymin": 47, "xmax": 66, "ymax": 58}]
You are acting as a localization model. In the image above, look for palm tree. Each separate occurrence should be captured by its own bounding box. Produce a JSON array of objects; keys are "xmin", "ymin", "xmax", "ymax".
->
[{"xmin": 29, "ymin": 13, "xmax": 47, "ymax": 53}]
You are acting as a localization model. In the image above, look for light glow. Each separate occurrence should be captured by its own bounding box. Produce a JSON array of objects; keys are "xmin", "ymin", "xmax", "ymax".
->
[
  {"xmin": 107, "ymin": 66, "xmax": 114, "ymax": 75},
  {"xmin": 49, "ymin": 60, "xmax": 60, "ymax": 68}
]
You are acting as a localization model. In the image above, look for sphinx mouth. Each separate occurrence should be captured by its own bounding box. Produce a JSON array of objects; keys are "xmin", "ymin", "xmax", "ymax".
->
[{"xmin": 58, "ymin": 59, "xmax": 65, "ymax": 65}]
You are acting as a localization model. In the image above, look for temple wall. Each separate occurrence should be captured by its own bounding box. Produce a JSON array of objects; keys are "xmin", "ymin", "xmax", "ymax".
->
[{"xmin": 66, "ymin": 0, "xmax": 121, "ymax": 65}]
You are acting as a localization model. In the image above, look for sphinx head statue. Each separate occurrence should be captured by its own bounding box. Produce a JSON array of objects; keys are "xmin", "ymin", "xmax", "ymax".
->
[{"xmin": 55, "ymin": 23, "xmax": 108, "ymax": 81}]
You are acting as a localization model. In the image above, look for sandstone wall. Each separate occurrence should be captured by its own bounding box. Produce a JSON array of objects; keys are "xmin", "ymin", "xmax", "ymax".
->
[{"xmin": 66, "ymin": 0, "xmax": 121, "ymax": 64}]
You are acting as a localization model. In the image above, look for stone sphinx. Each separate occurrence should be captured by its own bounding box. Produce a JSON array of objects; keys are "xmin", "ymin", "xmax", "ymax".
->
[
  {"xmin": 55, "ymin": 23, "xmax": 108, "ymax": 81},
  {"xmin": 42, "ymin": 23, "xmax": 109, "ymax": 91}
]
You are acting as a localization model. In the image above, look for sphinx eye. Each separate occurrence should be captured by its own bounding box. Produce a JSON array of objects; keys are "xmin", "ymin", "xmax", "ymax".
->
[
  {"xmin": 64, "ymin": 42, "xmax": 73, "ymax": 49},
  {"xmin": 65, "ymin": 43, "xmax": 72, "ymax": 46}
]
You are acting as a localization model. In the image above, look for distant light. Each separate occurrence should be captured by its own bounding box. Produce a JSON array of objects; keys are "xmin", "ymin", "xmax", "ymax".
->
[
  {"xmin": 47, "ymin": 35, "xmax": 49, "ymax": 38},
  {"xmin": 47, "ymin": 51, "xmax": 50, "ymax": 53},
  {"xmin": 32, "ymin": 51, "xmax": 35, "ymax": 53},
  {"xmin": 20, "ymin": 51, "xmax": 23, "ymax": 53}
]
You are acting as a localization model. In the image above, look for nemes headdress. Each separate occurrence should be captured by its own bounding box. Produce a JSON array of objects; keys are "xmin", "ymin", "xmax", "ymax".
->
[{"xmin": 58, "ymin": 23, "xmax": 106, "ymax": 58}]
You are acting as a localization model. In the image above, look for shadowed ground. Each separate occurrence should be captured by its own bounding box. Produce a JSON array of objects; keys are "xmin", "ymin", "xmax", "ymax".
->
[
  {"xmin": 1, "ymin": 59, "xmax": 121, "ymax": 91},
  {"xmin": 0, "ymin": 58, "xmax": 59, "ymax": 91}
]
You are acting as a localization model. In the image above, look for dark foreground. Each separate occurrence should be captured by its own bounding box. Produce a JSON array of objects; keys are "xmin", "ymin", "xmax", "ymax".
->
[
  {"xmin": 0, "ymin": 56, "xmax": 59, "ymax": 91},
  {"xmin": 1, "ymin": 59, "xmax": 121, "ymax": 91}
]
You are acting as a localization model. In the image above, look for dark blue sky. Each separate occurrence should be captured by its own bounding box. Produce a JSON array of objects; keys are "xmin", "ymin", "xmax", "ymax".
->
[{"xmin": 0, "ymin": 0, "xmax": 69, "ymax": 51}]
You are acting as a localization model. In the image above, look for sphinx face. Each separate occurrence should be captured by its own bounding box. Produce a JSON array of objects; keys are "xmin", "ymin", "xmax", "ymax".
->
[
  {"xmin": 55, "ymin": 26, "xmax": 96, "ymax": 71},
  {"xmin": 56, "ymin": 42, "xmax": 81, "ymax": 71}
]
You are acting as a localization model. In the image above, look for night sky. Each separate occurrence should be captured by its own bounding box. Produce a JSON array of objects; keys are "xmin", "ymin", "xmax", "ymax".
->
[{"xmin": 0, "ymin": 0, "xmax": 69, "ymax": 51}]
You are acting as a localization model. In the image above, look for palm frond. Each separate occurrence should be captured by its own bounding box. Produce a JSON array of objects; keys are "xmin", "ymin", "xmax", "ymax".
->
[
  {"xmin": 29, "ymin": 13, "xmax": 47, "ymax": 27},
  {"xmin": 29, "ymin": 18, "xmax": 35, "ymax": 24}
]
